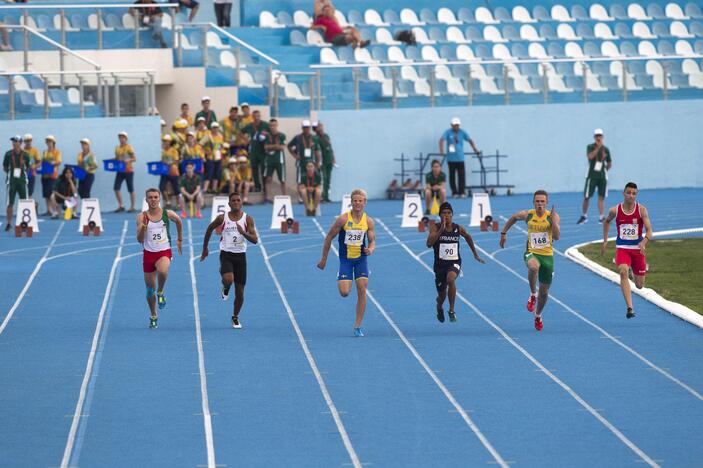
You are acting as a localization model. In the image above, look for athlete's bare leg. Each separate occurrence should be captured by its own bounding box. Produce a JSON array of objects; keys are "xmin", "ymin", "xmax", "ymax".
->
[
  {"xmin": 144, "ymin": 272, "xmax": 157, "ymax": 318},
  {"xmin": 338, "ymin": 280, "xmax": 352, "ymax": 297},
  {"xmin": 155, "ymin": 256, "xmax": 170, "ymax": 292},
  {"xmin": 536, "ymin": 282, "xmax": 550, "ymax": 317},
  {"xmin": 618, "ymin": 264, "xmax": 633, "ymax": 309},
  {"xmin": 446, "ymin": 271, "xmax": 458, "ymax": 312},
  {"xmin": 581, "ymin": 197, "xmax": 590, "ymax": 216},
  {"xmin": 233, "ymin": 283, "xmax": 245, "ymax": 317},
  {"xmin": 527, "ymin": 258, "xmax": 539, "ymax": 295},
  {"xmin": 354, "ymin": 277, "xmax": 368, "ymax": 328},
  {"xmin": 597, "ymin": 196, "xmax": 605, "ymax": 219},
  {"xmin": 114, "ymin": 190, "xmax": 123, "ymax": 209}
]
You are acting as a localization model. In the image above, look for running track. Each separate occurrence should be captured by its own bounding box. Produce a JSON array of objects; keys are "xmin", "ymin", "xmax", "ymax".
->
[{"xmin": 0, "ymin": 188, "xmax": 701, "ymax": 467}]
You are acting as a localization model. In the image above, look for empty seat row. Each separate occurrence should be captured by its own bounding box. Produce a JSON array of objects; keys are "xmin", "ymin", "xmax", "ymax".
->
[
  {"xmin": 260, "ymin": 3, "xmax": 703, "ymax": 28},
  {"xmin": 2, "ymin": 11, "xmax": 188, "ymax": 32}
]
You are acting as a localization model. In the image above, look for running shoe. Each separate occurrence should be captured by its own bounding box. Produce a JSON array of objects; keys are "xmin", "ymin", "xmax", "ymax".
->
[
  {"xmin": 157, "ymin": 291, "xmax": 166, "ymax": 310},
  {"xmin": 221, "ymin": 285, "xmax": 229, "ymax": 301},
  {"xmin": 114, "ymin": 207, "xmax": 125, "ymax": 213},
  {"xmin": 436, "ymin": 302, "xmax": 445, "ymax": 323},
  {"xmin": 231, "ymin": 316, "xmax": 242, "ymax": 329},
  {"xmin": 149, "ymin": 316, "xmax": 158, "ymax": 329},
  {"xmin": 448, "ymin": 310, "xmax": 457, "ymax": 323},
  {"xmin": 353, "ymin": 327, "xmax": 364, "ymax": 337},
  {"xmin": 180, "ymin": 211, "xmax": 187, "ymax": 218},
  {"xmin": 576, "ymin": 215, "xmax": 588, "ymax": 225},
  {"xmin": 526, "ymin": 294, "xmax": 537, "ymax": 313},
  {"xmin": 4, "ymin": 223, "xmax": 10, "ymax": 232},
  {"xmin": 127, "ymin": 208, "xmax": 136, "ymax": 213},
  {"xmin": 196, "ymin": 210, "xmax": 203, "ymax": 219},
  {"xmin": 626, "ymin": 308, "xmax": 636, "ymax": 319},
  {"xmin": 534, "ymin": 315, "xmax": 543, "ymax": 331},
  {"xmin": 598, "ymin": 216, "xmax": 605, "ymax": 224}
]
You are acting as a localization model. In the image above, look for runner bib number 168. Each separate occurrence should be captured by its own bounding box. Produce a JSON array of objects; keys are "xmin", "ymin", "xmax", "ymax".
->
[{"xmin": 530, "ymin": 232, "xmax": 550, "ymax": 250}]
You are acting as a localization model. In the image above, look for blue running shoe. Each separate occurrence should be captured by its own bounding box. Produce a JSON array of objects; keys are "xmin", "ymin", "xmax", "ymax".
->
[
  {"xmin": 353, "ymin": 327, "xmax": 364, "ymax": 337},
  {"xmin": 149, "ymin": 316, "xmax": 158, "ymax": 329},
  {"xmin": 157, "ymin": 291, "xmax": 166, "ymax": 310}
]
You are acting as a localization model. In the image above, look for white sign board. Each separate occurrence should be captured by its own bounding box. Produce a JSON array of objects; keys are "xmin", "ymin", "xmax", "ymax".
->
[
  {"xmin": 401, "ymin": 193, "xmax": 423, "ymax": 228},
  {"xmin": 211, "ymin": 196, "xmax": 230, "ymax": 222},
  {"xmin": 77, "ymin": 198, "xmax": 103, "ymax": 233},
  {"xmin": 270, "ymin": 195, "xmax": 294, "ymax": 229},
  {"xmin": 340, "ymin": 194, "xmax": 352, "ymax": 215},
  {"xmin": 470, "ymin": 192, "xmax": 492, "ymax": 227},
  {"xmin": 15, "ymin": 198, "xmax": 39, "ymax": 232}
]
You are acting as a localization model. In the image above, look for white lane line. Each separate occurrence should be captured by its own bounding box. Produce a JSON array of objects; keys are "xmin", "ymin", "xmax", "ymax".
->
[
  {"xmin": 46, "ymin": 245, "xmax": 122, "ymax": 261},
  {"xmin": 0, "ymin": 236, "xmax": 123, "ymax": 256},
  {"xmin": 0, "ymin": 222, "xmax": 65, "ymax": 336},
  {"xmin": 376, "ymin": 218, "xmax": 660, "ymax": 468},
  {"xmin": 479, "ymin": 237, "xmax": 703, "ymax": 402},
  {"xmin": 258, "ymin": 228, "xmax": 362, "ymax": 468},
  {"xmin": 188, "ymin": 220, "xmax": 217, "ymax": 468},
  {"xmin": 60, "ymin": 221, "xmax": 128, "ymax": 468},
  {"xmin": 311, "ymin": 218, "xmax": 508, "ymax": 468}
]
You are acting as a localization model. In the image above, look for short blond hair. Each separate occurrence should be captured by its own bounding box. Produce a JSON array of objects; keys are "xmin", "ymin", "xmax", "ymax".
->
[{"xmin": 350, "ymin": 189, "xmax": 367, "ymax": 200}]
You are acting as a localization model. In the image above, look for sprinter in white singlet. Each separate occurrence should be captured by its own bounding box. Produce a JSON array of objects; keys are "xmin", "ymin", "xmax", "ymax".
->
[{"xmin": 200, "ymin": 192, "xmax": 258, "ymax": 328}]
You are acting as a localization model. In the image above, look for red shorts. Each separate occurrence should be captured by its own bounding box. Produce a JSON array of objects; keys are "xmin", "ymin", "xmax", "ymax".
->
[
  {"xmin": 616, "ymin": 248, "xmax": 646, "ymax": 276},
  {"xmin": 143, "ymin": 249, "xmax": 172, "ymax": 273}
]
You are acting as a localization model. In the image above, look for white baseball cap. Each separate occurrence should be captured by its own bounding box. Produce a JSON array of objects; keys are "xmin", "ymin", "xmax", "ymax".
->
[
  {"xmin": 451, "ymin": 117, "xmax": 461, "ymax": 126},
  {"xmin": 118, "ymin": 131, "xmax": 128, "ymax": 138},
  {"xmin": 211, "ymin": 121, "xmax": 220, "ymax": 128},
  {"xmin": 80, "ymin": 138, "xmax": 91, "ymax": 145},
  {"xmin": 45, "ymin": 135, "xmax": 56, "ymax": 141},
  {"xmin": 594, "ymin": 128, "xmax": 604, "ymax": 135},
  {"xmin": 312, "ymin": 120, "xmax": 319, "ymax": 127},
  {"xmin": 201, "ymin": 95, "xmax": 211, "ymax": 101},
  {"xmin": 301, "ymin": 119, "xmax": 311, "ymax": 127},
  {"xmin": 23, "ymin": 133, "xmax": 33, "ymax": 141},
  {"xmin": 240, "ymin": 102, "xmax": 250, "ymax": 107}
]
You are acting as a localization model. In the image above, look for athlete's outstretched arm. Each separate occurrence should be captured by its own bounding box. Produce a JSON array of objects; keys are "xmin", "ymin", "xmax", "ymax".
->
[
  {"xmin": 426, "ymin": 222, "xmax": 442, "ymax": 248},
  {"xmin": 364, "ymin": 217, "xmax": 376, "ymax": 256},
  {"xmin": 550, "ymin": 205, "xmax": 560, "ymax": 241},
  {"xmin": 167, "ymin": 210, "xmax": 183, "ymax": 255},
  {"xmin": 639, "ymin": 205, "xmax": 653, "ymax": 253},
  {"xmin": 601, "ymin": 206, "xmax": 617, "ymax": 255},
  {"xmin": 200, "ymin": 214, "xmax": 225, "ymax": 261},
  {"xmin": 499, "ymin": 210, "xmax": 528, "ymax": 248},
  {"xmin": 237, "ymin": 215, "xmax": 258, "ymax": 244},
  {"xmin": 136, "ymin": 212, "xmax": 147, "ymax": 244},
  {"xmin": 317, "ymin": 215, "xmax": 346, "ymax": 269},
  {"xmin": 459, "ymin": 226, "xmax": 485, "ymax": 263}
]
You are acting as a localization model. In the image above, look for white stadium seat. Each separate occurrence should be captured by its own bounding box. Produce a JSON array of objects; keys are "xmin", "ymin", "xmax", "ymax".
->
[
  {"xmin": 670, "ymin": 21, "xmax": 694, "ymax": 38},
  {"xmin": 594, "ymin": 23, "xmax": 617, "ymax": 39},
  {"xmin": 375, "ymin": 28, "xmax": 400, "ymax": 45},
  {"xmin": 638, "ymin": 41, "xmax": 659, "ymax": 56},
  {"xmin": 551, "ymin": 5, "xmax": 574, "ymax": 21},
  {"xmin": 590, "ymin": 4, "xmax": 614, "ymax": 20},
  {"xmin": 421, "ymin": 45, "xmax": 443, "ymax": 61},
  {"xmin": 557, "ymin": 23, "xmax": 580, "ymax": 40},
  {"xmin": 412, "ymin": 27, "xmax": 435, "ymax": 44},
  {"xmin": 675, "ymin": 39, "xmax": 695, "ymax": 55},
  {"xmin": 320, "ymin": 48, "xmax": 344, "ymax": 64},
  {"xmin": 528, "ymin": 43, "xmax": 550, "ymax": 58},
  {"xmin": 627, "ymin": 4, "xmax": 650, "ymax": 20},
  {"xmin": 293, "ymin": 10, "xmax": 312, "ymax": 27},
  {"xmin": 259, "ymin": 11, "xmax": 282, "ymax": 28},
  {"xmin": 520, "ymin": 24, "xmax": 543, "ymax": 41},
  {"xmin": 388, "ymin": 45, "xmax": 411, "ymax": 62},
  {"xmin": 364, "ymin": 9, "xmax": 388, "ymax": 26},
  {"xmin": 483, "ymin": 25, "xmax": 506, "ymax": 42},
  {"xmin": 446, "ymin": 26, "xmax": 469, "ymax": 43},
  {"xmin": 665, "ymin": 3, "xmax": 688, "ymax": 19},
  {"xmin": 512, "ymin": 6, "xmax": 535, "ymax": 22},
  {"xmin": 475, "ymin": 7, "xmax": 499, "ymax": 24},
  {"xmin": 354, "ymin": 47, "xmax": 378, "ymax": 63},
  {"xmin": 400, "ymin": 8, "xmax": 424, "ymax": 25},
  {"xmin": 632, "ymin": 22, "xmax": 656, "ymax": 39},
  {"xmin": 437, "ymin": 7, "xmax": 461, "ymax": 25},
  {"xmin": 456, "ymin": 44, "xmax": 475, "ymax": 60}
]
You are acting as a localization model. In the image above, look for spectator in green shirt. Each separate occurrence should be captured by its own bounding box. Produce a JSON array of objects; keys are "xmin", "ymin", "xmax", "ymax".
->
[
  {"xmin": 241, "ymin": 109, "xmax": 270, "ymax": 192},
  {"xmin": 577, "ymin": 128, "xmax": 612, "ymax": 225},
  {"xmin": 263, "ymin": 118, "xmax": 287, "ymax": 203},
  {"xmin": 194, "ymin": 96, "xmax": 217, "ymax": 129},
  {"xmin": 287, "ymin": 120, "xmax": 321, "ymax": 192},
  {"xmin": 424, "ymin": 159, "xmax": 447, "ymax": 215},
  {"xmin": 178, "ymin": 162, "xmax": 203, "ymax": 219},
  {"xmin": 313, "ymin": 120, "xmax": 335, "ymax": 203},
  {"xmin": 3, "ymin": 135, "xmax": 31, "ymax": 231}
]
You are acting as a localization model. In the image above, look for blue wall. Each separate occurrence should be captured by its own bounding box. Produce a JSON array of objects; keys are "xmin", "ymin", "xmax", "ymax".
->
[
  {"xmin": 319, "ymin": 99, "xmax": 703, "ymax": 201},
  {"xmin": 0, "ymin": 116, "xmax": 161, "ymax": 211}
]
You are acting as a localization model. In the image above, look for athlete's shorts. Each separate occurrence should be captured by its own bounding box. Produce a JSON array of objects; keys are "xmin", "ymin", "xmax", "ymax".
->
[
  {"xmin": 143, "ymin": 248, "xmax": 172, "ymax": 273},
  {"xmin": 524, "ymin": 252, "xmax": 554, "ymax": 285},
  {"xmin": 616, "ymin": 248, "xmax": 647, "ymax": 276},
  {"xmin": 434, "ymin": 261, "xmax": 461, "ymax": 292},
  {"xmin": 584, "ymin": 176, "xmax": 607, "ymax": 199},
  {"xmin": 6, "ymin": 178, "xmax": 27, "ymax": 205},
  {"xmin": 114, "ymin": 172, "xmax": 135, "ymax": 193},
  {"xmin": 220, "ymin": 251, "xmax": 247, "ymax": 285},
  {"xmin": 265, "ymin": 162, "xmax": 285, "ymax": 183},
  {"xmin": 338, "ymin": 255, "xmax": 369, "ymax": 281}
]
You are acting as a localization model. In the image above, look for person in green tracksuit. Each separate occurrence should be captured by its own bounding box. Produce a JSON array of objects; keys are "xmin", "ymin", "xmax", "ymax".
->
[
  {"xmin": 577, "ymin": 128, "xmax": 612, "ymax": 225},
  {"xmin": 241, "ymin": 110, "xmax": 270, "ymax": 192},
  {"xmin": 263, "ymin": 118, "xmax": 287, "ymax": 203},
  {"xmin": 313, "ymin": 121, "xmax": 335, "ymax": 203},
  {"xmin": 287, "ymin": 120, "xmax": 321, "ymax": 194},
  {"xmin": 3, "ymin": 135, "xmax": 31, "ymax": 232}
]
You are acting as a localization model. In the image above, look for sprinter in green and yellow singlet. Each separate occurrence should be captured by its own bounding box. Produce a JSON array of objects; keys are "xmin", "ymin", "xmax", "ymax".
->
[{"xmin": 499, "ymin": 189, "xmax": 561, "ymax": 331}]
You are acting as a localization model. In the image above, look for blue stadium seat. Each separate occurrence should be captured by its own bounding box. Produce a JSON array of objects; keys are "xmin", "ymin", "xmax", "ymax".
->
[
  {"xmin": 70, "ymin": 14, "xmax": 89, "ymax": 30},
  {"xmin": 289, "ymin": 30, "xmax": 305, "ymax": 46},
  {"xmin": 494, "ymin": 7, "xmax": 511, "ymax": 22},
  {"xmin": 405, "ymin": 45, "xmax": 421, "ymax": 61},
  {"xmin": 420, "ymin": 9, "xmax": 437, "ymax": 23},
  {"xmin": 277, "ymin": 11, "xmax": 294, "ymax": 27},
  {"xmin": 337, "ymin": 47, "xmax": 354, "ymax": 62},
  {"xmin": 371, "ymin": 46, "xmax": 387, "ymax": 61},
  {"xmin": 485, "ymin": 63, "xmax": 503, "ymax": 77},
  {"xmin": 556, "ymin": 62, "xmax": 575, "ymax": 76},
  {"xmin": 620, "ymin": 41, "xmax": 638, "ymax": 56},
  {"xmin": 457, "ymin": 7, "xmax": 474, "ymax": 23},
  {"xmin": 533, "ymin": 5, "xmax": 550, "ymax": 21},
  {"xmin": 696, "ymin": 40, "xmax": 703, "ymax": 53},
  {"xmin": 584, "ymin": 41, "xmax": 602, "ymax": 57},
  {"xmin": 503, "ymin": 25, "xmax": 519, "ymax": 41},
  {"xmin": 37, "ymin": 15, "xmax": 53, "ymax": 30},
  {"xmin": 548, "ymin": 42, "xmax": 566, "ymax": 57},
  {"xmin": 475, "ymin": 44, "xmax": 491, "ymax": 59},
  {"xmin": 347, "ymin": 10, "xmax": 363, "ymax": 25},
  {"xmin": 511, "ymin": 43, "xmax": 529, "ymax": 58},
  {"xmin": 539, "ymin": 24, "xmax": 557, "ymax": 40},
  {"xmin": 465, "ymin": 26, "xmax": 482, "ymax": 41},
  {"xmin": 27, "ymin": 75, "xmax": 44, "ymax": 90},
  {"xmin": 652, "ymin": 22, "xmax": 670, "ymax": 37},
  {"xmin": 577, "ymin": 23, "xmax": 595, "ymax": 39},
  {"xmin": 657, "ymin": 40, "xmax": 675, "ymax": 54},
  {"xmin": 360, "ymin": 28, "xmax": 373, "ymax": 42},
  {"xmin": 105, "ymin": 14, "xmax": 122, "ymax": 30},
  {"xmin": 520, "ymin": 63, "xmax": 540, "ymax": 76},
  {"xmin": 610, "ymin": 4, "xmax": 628, "ymax": 20},
  {"xmin": 691, "ymin": 21, "xmax": 703, "ymax": 37},
  {"xmin": 600, "ymin": 75, "xmax": 620, "ymax": 90},
  {"xmin": 686, "ymin": 3, "xmax": 703, "ymax": 19},
  {"xmin": 384, "ymin": 9, "xmax": 400, "ymax": 24},
  {"xmin": 428, "ymin": 27, "xmax": 444, "ymax": 43},
  {"xmin": 615, "ymin": 23, "xmax": 634, "ymax": 39},
  {"xmin": 647, "ymin": 4, "xmax": 667, "ymax": 20},
  {"xmin": 571, "ymin": 5, "xmax": 589, "ymax": 21},
  {"xmin": 439, "ymin": 45, "xmax": 457, "ymax": 60},
  {"xmin": 565, "ymin": 75, "xmax": 584, "ymax": 90},
  {"xmin": 49, "ymin": 88, "xmax": 70, "ymax": 105},
  {"xmin": 592, "ymin": 62, "xmax": 610, "ymax": 75}
]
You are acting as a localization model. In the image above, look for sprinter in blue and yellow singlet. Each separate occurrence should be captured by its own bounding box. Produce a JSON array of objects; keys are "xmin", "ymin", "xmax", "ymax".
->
[{"xmin": 317, "ymin": 188, "xmax": 376, "ymax": 337}]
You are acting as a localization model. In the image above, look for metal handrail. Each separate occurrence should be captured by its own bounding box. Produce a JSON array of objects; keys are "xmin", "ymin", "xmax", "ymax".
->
[
  {"xmin": 0, "ymin": 69, "xmax": 157, "ymax": 76},
  {"xmin": 184, "ymin": 22, "xmax": 280, "ymax": 65},
  {"xmin": 5, "ymin": 24, "xmax": 102, "ymax": 70}
]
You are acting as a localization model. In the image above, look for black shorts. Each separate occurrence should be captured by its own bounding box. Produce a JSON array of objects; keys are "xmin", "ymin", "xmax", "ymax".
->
[
  {"xmin": 113, "ymin": 172, "xmax": 135, "ymax": 192},
  {"xmin": 434, "ymin": 261, "xmax": 461, "ymax": 292},
  {"xmin": 41, "ymin": 177, "xmax": 55, "ymax": 199},
  {"xmin": 220, "ymin": 251, "xmax": 247, "ymax": 285},
  {"xmin": 331, "ymin": 34, "xmax": 348, "ymax": 46}
]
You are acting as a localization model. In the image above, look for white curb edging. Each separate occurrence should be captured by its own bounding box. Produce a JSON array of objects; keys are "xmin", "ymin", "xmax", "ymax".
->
[{"xmin": 564, "ymin": 228, "xmax": 703, "ymax": 329}]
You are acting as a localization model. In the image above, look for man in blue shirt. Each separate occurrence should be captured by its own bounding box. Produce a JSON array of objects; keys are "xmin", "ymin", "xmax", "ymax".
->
[{"xmin": 438, "ymin": 117, "xmax": 480, "ymax": 198}]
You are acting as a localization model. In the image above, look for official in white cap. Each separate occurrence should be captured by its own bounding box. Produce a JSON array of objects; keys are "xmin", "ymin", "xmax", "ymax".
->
[
  {"xmin": 288, "ymin": 118, "xmax": 321, "ymax": 190},
  {"xmin": 114, "ymin": 130, "xmax": 137, "ymax": 213},
  {"xmin": 41, "ymin": 134, "xmax": 62, "ymax": 216},
  {"xmin": 196, "ymin": 95, "xmax": 217, "ymax": 129},
  {"xmin": 77, "ymin": 137, "xmax": 98, "ymax": 199},
  {"xmin": 577, "ymin": 128, "xmax": 612, "ymax": 225},
  {"xmin": 439, "ymin": 117, "xmax": 480, "ymax": 198}
]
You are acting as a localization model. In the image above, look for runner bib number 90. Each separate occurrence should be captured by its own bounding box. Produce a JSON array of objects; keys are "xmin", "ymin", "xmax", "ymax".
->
[
  {"xmin": 439, "ymin": 243, "xmax": 459, "ymax": 261},
  {"xmin": 529, "ymin": 232, "xmax": 550, "ymax": 250}
]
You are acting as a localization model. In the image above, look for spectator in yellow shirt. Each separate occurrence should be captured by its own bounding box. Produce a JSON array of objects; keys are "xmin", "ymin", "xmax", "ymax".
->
[
  {"xmin": 77, "ymin": 138, "xmax": 98, "ymax": 199},
  {"xmin": 41, "ymin": 135, "xmax": 62, "ymax": 216},
  {"xmin": 181, "ymin": 131, "xmax": 205, "ymax": 178},
  {"xmin": 234, "ymin": 154, "xmax": 253, "ymax": 204},
  {"xmin": 175, "ymin": 102, "xmax": 193, "ymax": 129},
  {"xmin": 22, "ymin": 134, "xmax": 41, "ymax": 198},
  {"xmin": 220, "ymin": 106, "xmax": 239, "ymax": 145},
  {"xmin": 114, "ymin": 131, "xmax": 137, "ymax": 212},
  {"xmin": 159, "ymin": 134, "xmax": 180, "ymax": 207},
  {"xmin": 203, "ymin": 121, "xmax": 225, "ymax": 194}
]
